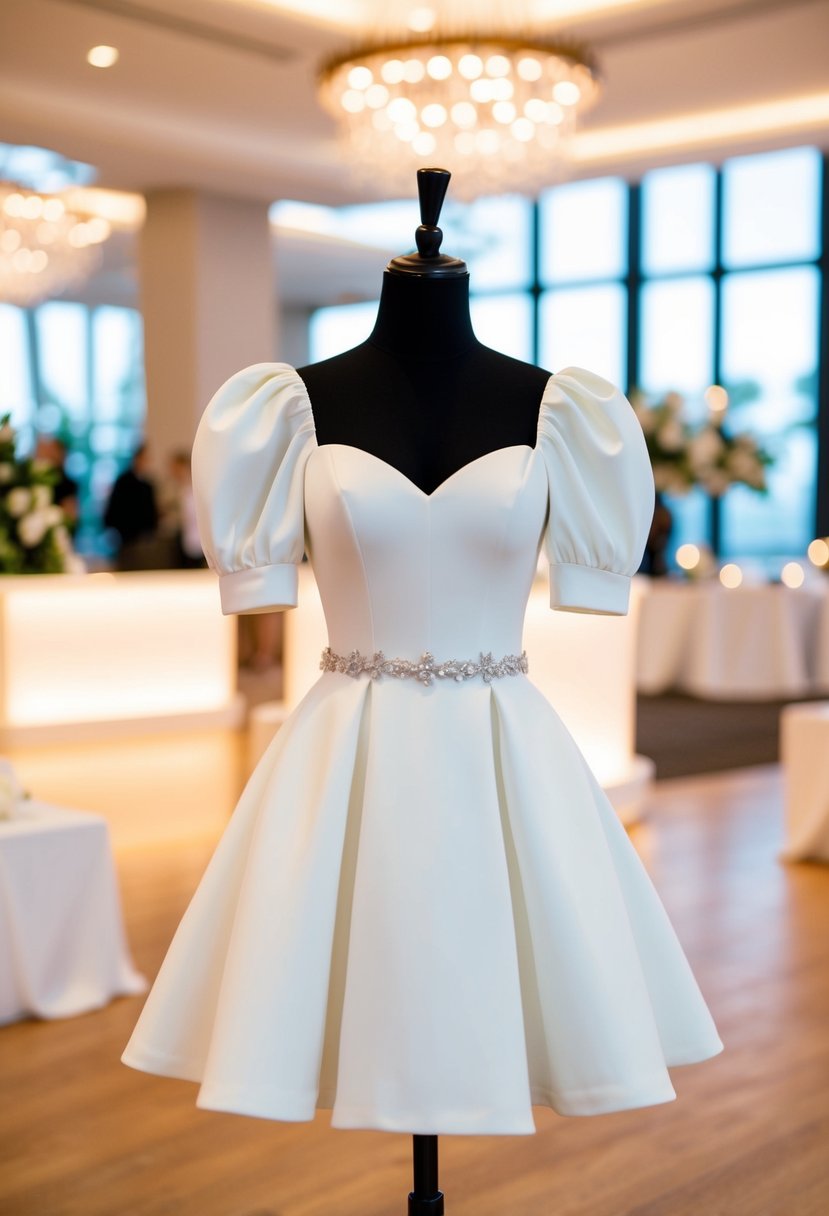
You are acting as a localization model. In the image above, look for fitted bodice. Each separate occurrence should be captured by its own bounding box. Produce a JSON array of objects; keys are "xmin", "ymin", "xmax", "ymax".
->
[
  {"xmin": 305, "ymin": 442, "xmax": 549, "ymax": 659},
  {"xmin": 190, "ymin": 361, "xmax": 654, "ymax": 631}
]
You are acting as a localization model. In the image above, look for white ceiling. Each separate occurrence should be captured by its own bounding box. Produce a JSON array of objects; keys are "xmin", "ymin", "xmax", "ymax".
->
[
  {"xmin": 1, "ymin": 0, "xmax": 827, "ymax": 310},
  {"xmin": 1, "ymin": 0, "xmax": 828, "ymax": 206}
]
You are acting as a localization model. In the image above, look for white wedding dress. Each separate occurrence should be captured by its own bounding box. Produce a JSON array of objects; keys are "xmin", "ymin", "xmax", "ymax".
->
[{"xmin": 122, "ymin": 362, "xmax": 723, "ymax": 1134}]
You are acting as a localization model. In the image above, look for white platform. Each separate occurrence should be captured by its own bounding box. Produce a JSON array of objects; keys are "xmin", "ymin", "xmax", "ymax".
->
[
  {"xmin": 0, "ymin": 570, "xmax": 244, "ymax": 745},
  {"xmin": 780, "ymin": 701, "xmax": 829, "ymax": 862}
]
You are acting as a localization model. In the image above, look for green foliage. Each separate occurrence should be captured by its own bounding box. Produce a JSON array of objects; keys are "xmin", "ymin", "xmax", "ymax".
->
[{"xmin": 0, "ymin": 413, "xmax": 71, "ymax": 575}]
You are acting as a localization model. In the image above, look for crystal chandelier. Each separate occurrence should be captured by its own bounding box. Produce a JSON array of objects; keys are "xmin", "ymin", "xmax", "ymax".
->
[
  {"xmin": 317, "ymin": 4, "xmax": 601, "ymax": 200},
  {"xmin": 0, "ymin": 183, "xmax": 112, "ymax": 308}
]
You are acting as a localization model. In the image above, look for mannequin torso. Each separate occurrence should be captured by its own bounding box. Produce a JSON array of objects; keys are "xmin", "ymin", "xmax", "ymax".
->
[{"xmin": 297, "ymin": 272, "xmax": 551, "ymax": 498}]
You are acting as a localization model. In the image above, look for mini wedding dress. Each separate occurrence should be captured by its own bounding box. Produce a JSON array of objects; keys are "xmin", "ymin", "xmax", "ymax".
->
[{"xmin": 122, "ymin": 362, "xmax": 723, "ymax": 1134}]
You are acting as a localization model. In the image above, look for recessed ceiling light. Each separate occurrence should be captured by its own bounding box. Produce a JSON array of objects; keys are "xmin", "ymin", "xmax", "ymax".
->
[{"xmin": 87, "ymin": 45, "xmax": 119, "ymax": 69}]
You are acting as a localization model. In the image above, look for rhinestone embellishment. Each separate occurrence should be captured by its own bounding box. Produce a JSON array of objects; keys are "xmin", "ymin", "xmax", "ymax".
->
[{"xmin": 320, "ymin": 646, "xmax": 528, "ymax": 686}]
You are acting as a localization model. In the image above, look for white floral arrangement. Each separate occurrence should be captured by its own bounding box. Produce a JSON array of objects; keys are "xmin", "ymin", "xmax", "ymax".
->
[
  {"xmin": 0, "ymin": 413, "xmax": 80, "ymax": 574},
  {"xmin": 630, "ymin": 390, "xmax": 773, "ymax": 497},
  {"xmin": 0, "ymin": 758, "xmax": 27, "ymax": 820}
]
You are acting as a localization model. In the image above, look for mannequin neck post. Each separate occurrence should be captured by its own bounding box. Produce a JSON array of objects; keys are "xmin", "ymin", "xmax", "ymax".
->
[{"xmin": 367, "ymin": 272, "xmax": 479, "ymax": 364}]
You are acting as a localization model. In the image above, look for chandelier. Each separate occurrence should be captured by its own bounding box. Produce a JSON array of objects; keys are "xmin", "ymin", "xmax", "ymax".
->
[
  {"xmin": 0, "ymin": 183, "xmax": 111, "ymax": 308},
  {"xmin": 317, "ymin": 5, "xmax": 601, "ymax": 200}
]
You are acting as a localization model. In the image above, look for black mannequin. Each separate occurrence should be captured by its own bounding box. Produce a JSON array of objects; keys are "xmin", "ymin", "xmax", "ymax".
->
[
  {"xmin": 297, "ymin": 170, "xmax": 550, "ymax": 1215},
  {"xmin": 297, "ymin": 172, "xmax": 551, "ymax": 498}
]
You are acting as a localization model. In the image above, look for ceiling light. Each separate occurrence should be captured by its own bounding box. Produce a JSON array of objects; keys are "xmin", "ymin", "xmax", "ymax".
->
[
  {"xmin": 0, "ymin": 184, "xmax": 111, "ymax": 307},
  {"xmin": 87, "ymin": 45, "xmax": 119, "ymax": 69},
  {"xmin": 317, "ymin": 5, "xmax": 600, "ymax": 199}
]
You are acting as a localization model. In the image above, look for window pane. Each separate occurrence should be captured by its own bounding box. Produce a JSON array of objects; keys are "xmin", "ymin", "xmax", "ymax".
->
[
  {"xmin": 470, "ymin": 293, "xmax": 533, "ymax": 361},
  {"xmin": 720, "ymin": 266, "xmax": 819, "ymax": 556},
  {"xmin": 36, "ymin": 301, "xmax": 87, "ymax": 425},
  {"xmin": 92, "ymin": 307, "xmax": 145, "ymax": 425},
  {"xmin": 642, "ymin": 163, "xmax": 715, "ymax": 275},
  {"xmin": 722, "ymin": 146, "xmax": 821, "ymax": 268},
  {"xmin": 276, "ymin": 194, "xmax": 532, "ymax": 292},
  {"xmin": 442, "ymin": 195, "xmax": 532, "ymax": 290},
  {"xmin": 639, "ymin": 277, "xmax": 714, "ymax": 414},
  {"xmin": 309, "ymin": 300, "xmax": 378, "ymax": 361},
  {"xmin": 539, "ymin": 176, "xmax": 627, "ymax": 284},
  {"xmin": 538, "ymin": 284, "xmax": 626, "ymax": 386},
  {"xmin": 661, "ymin": 489, "xmax": 711, "ymax": 563},
  {"xmin": 0, "ymin": 304, "xmax": 34, "ymax": 433}
]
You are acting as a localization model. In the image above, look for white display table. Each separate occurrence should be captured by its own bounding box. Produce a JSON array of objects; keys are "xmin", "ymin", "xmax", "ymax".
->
[
  {"xmin": 637, "ymin": 578, "xmax": 828, "ymax": 700},
  {"xmin": 0, "ymin": 570, "xmax": 244, "ymax": 745},
  {"xmin": 263, "ymin": 562, "xmax": 653, "ymax": 824},
  {"xmin": 0, "ymin": 800, "xmax": 146, "ymax": 1024},
  {"xmin": 780, "ymin": 702, "xmax": 829, "ymax": 862}
]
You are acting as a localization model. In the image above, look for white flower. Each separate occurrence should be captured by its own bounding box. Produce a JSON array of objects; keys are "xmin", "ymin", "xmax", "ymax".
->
[
  {"xmin": 727, "ymin": 449, "xmax": 762, "ymax": 483},
  {"xmin": 658, "ymin": 417, "xmax": 686, "ymax": 452},
  {"xmin": 688, "ymin": 427, "xmax": 725, "ymax": 471},
  {"xmin": 6, "ymin": 486, "xmax": 31, "ymax": 517},
  {"xmin": 17, "ymin": 509, "xmax": 50, "ymax": 547},
  {"xmin": 635, "ymin": 406, "xmax": 658, "ymax": 435},
  {"xmin": 654, "ymin": 464, "xmax": 691, "ymax": 495},
  {"xmin": 44, "ymin": 504, "xmax": 63, "ymax": 527},
  {"xmin": 32, "ymin": 484, "xmax": 53, "ymax": 510},
  {"xmin": 0, "ymin": 463, "xmax": 12, "ymax": 483},
  {"xmin": 702, "ymin": 468, "xmax": 731, "ymax": 496}
]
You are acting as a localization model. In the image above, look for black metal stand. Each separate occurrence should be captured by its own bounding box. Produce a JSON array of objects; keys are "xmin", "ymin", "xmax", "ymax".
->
[{"xmin": 408, "ymin": 1135, "xmax": 444, "ymax": 1214}]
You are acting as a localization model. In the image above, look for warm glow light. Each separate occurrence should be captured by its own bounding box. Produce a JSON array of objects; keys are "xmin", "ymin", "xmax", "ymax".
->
[
  {"xmin": 705, "ymin": 384, "xmax": 729, "ymax": 415},
  {"xmin": 781, "ymin": 562, "xmax": 805, "ymax": 589},
  {"xmin": 675, "ymin": 543, "xmax": 701, "ymax": 571},
  {"xmin": 421, "ymin": 103, "xmax": 447, "ymax": 127},
  {"xmin": 427, "ymin": 54, "xmax": 452, "ymax": 80},
  {"xmin": 458, "ymin": 54, "xmax": 483, "ymax": 79},
  {"xmin": 553, "ymin": 80, "xmax": 581, "ymax": 105},
  {"xmin": 719, "ymin": 563, "xmax": 743, "ymax": 589},
  {"xmin": 573, "ymin": 92, "xmax": 829, "ymax": 164},
  {"xmin": 318, "ymin": 23, "xmax": 601, "ymax": 198},
  {"xmin": 1, "ymin": 573, "xmax": 236, "ymax": 732},
  {"xmin": 347, "ymin": 64, "xmax": 372, "ymax": 89},
  {"xmin": 807, "ymin": 538, "xmax": 829, "ymax": 567},
  {"xmin": 87, "ymin": 45, "xmax": 119, "ymax": 68},
  {"xmin": 517, "ymin": 57, "xmax": 542, "ymax": 81}
]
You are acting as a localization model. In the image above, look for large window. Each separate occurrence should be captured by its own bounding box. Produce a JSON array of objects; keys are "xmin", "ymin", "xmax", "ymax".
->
[
  {"xmin": 0, "ymin": 301, "xmax": 145, "ymax": 554},
  {"xmin": 310, "ymin": 145, "xmax": 826, "ymax": 561}
]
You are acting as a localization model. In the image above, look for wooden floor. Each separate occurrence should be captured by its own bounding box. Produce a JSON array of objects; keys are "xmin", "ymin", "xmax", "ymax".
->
[{"xmin": 1, "ymin": 760, "xmax": 828, "ymax": 1216}]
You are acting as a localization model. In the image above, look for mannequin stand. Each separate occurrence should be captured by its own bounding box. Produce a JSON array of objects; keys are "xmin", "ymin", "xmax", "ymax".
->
[{"xmin": 409, "ymin": 1135, "xmax": 444, "ymax": 1214}]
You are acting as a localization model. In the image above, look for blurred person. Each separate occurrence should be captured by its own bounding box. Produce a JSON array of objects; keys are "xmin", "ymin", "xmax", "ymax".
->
[
  {"xmin": 164, "ymin": 449, "xmax": 206, "ymax": 569},
  {"xmin": 103, "ymin": 442, "xmax": 160, "ymax": 569},
  {"xmin": 34, "ymin": 434, "xmax": 79, "ymax": 534}
]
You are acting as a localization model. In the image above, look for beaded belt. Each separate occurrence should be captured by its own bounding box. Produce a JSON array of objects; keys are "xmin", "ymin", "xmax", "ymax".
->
[{"xmin": 320, "ymin": 646, "xmax": 528, "ymax": 686}]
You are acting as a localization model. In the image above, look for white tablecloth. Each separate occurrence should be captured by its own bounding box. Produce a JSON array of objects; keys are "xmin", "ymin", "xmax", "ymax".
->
[
  {"xmin": 0, "ymin": 801, "xmax": 146, "ymax": 1024},
  {"xmin": 637, "ymin": 579, "xmax": 828, "ymax": 700},
  {"xmin": 780, "ymin": 702, "xmax": 829, "ymax": 862}
]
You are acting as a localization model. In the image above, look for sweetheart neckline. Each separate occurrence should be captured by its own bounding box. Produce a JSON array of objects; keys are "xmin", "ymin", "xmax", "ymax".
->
[
  {"xmin": 312, "ymin": 441, "xmax": 535, "ymax": 502},
  {"xmin": 285, "ymin": 364, "xmax": 556, "ymax": 501}
]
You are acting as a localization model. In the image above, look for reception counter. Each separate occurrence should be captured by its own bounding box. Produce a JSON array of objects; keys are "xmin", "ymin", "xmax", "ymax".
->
[{"xmin": 0, "ymin": 570, "xmax": 243, "ymax": 745}]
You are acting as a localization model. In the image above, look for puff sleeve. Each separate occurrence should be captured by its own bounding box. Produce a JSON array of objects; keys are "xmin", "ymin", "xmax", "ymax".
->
[
  {"xmin": 191, "ymin": 362, "xmax": 315, "ymax": 615},
  {"xmin": 539, "ymin": 367, "xmax": 654, "ymax": 616}
]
